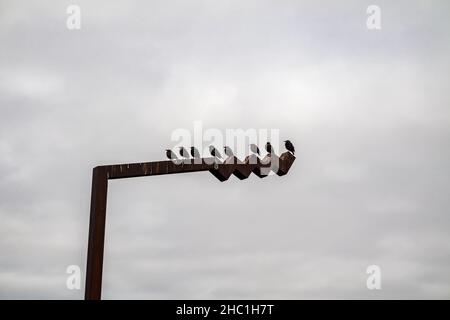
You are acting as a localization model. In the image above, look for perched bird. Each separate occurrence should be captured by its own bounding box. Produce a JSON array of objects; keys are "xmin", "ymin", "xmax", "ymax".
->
[
  {"xmin": 284, "ymin": 140, "xmax": 295, "ymax": 154},
  {"xmin": 190, "ymin": 146, "xmax": 201, "ymax": 158},
  {"xmin": 250, "ymin": 143, "xmax": 260, "ymax": 155},
  {"xmin": 209, "ymin": 145, "xmax": 222, "ymax": 158},
  {"xmin": 165, "ymin": 149, "xmax": 177, "ymax": 160},
  {"xmin": 179, "ymin": 146, "xmax": 190, "ymax": 158},
  {"xmin": 223, "ymin": 146, "xmax": 234, "ymax": 158},
  {"xmin": 265, "ymin": 142, "xmax": 273, "ymax": 154}
]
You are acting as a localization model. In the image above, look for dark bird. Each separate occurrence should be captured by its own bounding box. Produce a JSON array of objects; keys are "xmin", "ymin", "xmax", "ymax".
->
[
  {"xmin": 179, "ymin": 146, "xmax": 190, "ymax": 158},
  {"xmin": 209, "ymin": 145, "xmax": 222, "ymax": 158},
  {"xmin": 284, "ymin": 140, "xmax": 295, "ymax": 154},
  {"xmin": 165, "ymin": 149, "xmax": 177, "ymax": 160},
  {"xmin": 250, "ymin": 143, "xmax": 260, "ymax": 155},
  {"xmin": 190, "ymin": 146, "xmax": 201, "ymax": 158},
  {"xmin": 265, "ymin": 142, "xmax": 273, "ymax": 154},
  {"xmin": 223, "ymin": 146, "xmax": 234, "ymax": 158}
]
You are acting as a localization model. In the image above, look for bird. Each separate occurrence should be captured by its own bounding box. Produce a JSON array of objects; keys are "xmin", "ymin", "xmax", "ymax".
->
[
  {"xmin": 265, "ymin": 142, "xmax": 273, "ymax": 154},
  {"xmin": 190, "ymin": 146, "xmax": 201, "ymax": 158},
  {"xmin": 250, "ymin": 144, "xmax": 260, "ymax": 155},
  {"xmin": 223, "ymin": 146, "xmax": 234, "ymax": 158},
  {"xmin": 284, "ymin": 140, "xmax": 295, "ymax": 154},
  {"xmin": 179, "ymin": 146, "xmax": 190, "ymax": 158},
  {"xmin": 209, "ymin": 146, "xmax": 222, "ymax": 158},
  {"xmin": 165, "ymin": 149, "xmax": 177, "ymax": 160}
]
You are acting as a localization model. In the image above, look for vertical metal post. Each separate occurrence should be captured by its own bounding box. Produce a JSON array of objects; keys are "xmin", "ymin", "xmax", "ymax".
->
[{"xmin": 85, "ymin": 166, "xmax": 108, "ymax": 300}]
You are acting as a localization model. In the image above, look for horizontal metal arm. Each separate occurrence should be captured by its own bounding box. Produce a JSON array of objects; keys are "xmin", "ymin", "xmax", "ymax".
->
[{"xmin": 103, "ymin": 157, "xmax": 217, "ymax": 180}]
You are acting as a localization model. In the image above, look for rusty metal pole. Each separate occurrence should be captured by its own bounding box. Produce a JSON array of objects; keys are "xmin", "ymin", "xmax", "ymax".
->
[
  {"xmin": 84, "ymin": 152, "xmax": 295, "ymax": 300},
  {"xmin": 85, "ymin": 166, "xmax": 108, "ymax": 300}
]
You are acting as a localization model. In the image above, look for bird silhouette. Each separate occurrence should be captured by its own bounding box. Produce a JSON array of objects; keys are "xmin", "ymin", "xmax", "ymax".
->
[
  {"xmin": 179, "ymin": 146, "xmax": 190, "ymax": 158},
  {"xmin": 284, "ymin": 140, "xmax": 295, "ymax": 154},
  {"xmin": 265, "ymin": 142, "xmax": 273, "ymax": 154},
  {"xmin": 250, "ymin": 144, "xmax": 260, "ymax": 155},
  {"xmin": 190, "ymin": 146, "xmax": 201, "ymax": 158},
  {"xmin": 209, "ymin": 146, "xmax": 222, "ymax": 158},
  {"xmin": 223, "ymin": 146, "xmax": 234, "ymax": 158},
  {"xmin": 166, "ymin": 149, "xmax": 177, "ymax": 160}
]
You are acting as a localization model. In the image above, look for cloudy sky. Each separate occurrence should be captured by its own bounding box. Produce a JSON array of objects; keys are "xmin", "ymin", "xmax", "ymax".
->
[{"xmin": 1, "ymin": 0, "xmax": 450, "ymax": 299}]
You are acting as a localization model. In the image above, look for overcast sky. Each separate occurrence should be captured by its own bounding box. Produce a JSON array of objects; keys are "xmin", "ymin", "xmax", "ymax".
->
[{"xmin": 1, "ymin": 0, "xmax": 450, "ymax": 299}]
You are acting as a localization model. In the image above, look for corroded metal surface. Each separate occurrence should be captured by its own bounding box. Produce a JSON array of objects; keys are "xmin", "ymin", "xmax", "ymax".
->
[{"xmin": 103, "ymin": 152, "xmax": 295, "ymax": 181}]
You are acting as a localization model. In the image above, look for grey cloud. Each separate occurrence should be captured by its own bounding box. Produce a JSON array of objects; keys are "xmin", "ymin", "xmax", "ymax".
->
[{"xmin": 1, "ymin": 0, "xmax": 450, "ymax": 299}]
